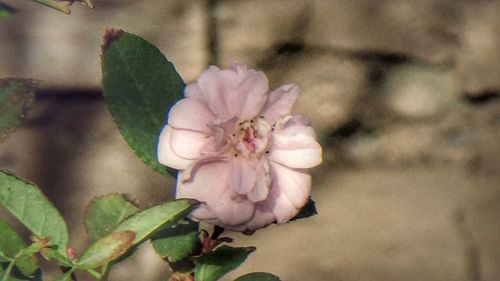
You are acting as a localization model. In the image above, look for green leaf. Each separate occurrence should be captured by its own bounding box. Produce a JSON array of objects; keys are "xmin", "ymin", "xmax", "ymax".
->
[
  {"xmin": 101, "ymin": 29, "xmax": 185, "ymax": 176},
  {"xmin": 31, "ymin": 0, "xmax": 70, "ymax": 14},
  {"xmin": 39, "ymin": 248, "xmax": 72, "ymax": 268},
  {"xmin": 0, "ymin": 3, "xmax": 15, "ymax": 18},
  {"xmin": 234, "ymin": 272, "xmax": 281, "ymax": 281},
  {"xmin": 85, "ymin": 193, "xmax": 139, "ymax": 242},
  {"xmin": 194, "ymin": 246, "xmax": 256, "ymax": 281},
  {"xmin": 0, "ymin": 219, "xmax": 39, "ymax": 277},
  {"xmin": 113, "ymin": 199, "xmax": 198, "ymax": 246},
  {"xmin": 0, "ymin": 170, "xmax": 69, "ymax": 256},
  {"xmin": 290, "ymin": 198, "xmax": 317, "ymax": 221},
  {"xmin": 77, "ymin": 231, "xmax": 135, "ymax": 269},
  {"xmin": 152, "ymin": 219, "xmax": 200, "ymax": 262},
  {"xmin": 0, "ymin": 79, "xmax": 36, "ymax": 142}
]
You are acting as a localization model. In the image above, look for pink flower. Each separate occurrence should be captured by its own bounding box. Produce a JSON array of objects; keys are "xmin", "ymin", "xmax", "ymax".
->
[{"xmin": 157, "ymin": 62, "xmax": 322, "ymax": 232}]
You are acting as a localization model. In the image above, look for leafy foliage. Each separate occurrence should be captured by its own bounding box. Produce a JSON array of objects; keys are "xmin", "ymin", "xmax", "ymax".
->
[
  {"xmin": 152, "ymin": 219, "xmax": 200, "ymax": 262},
  {"xmin": 194, "ymin": 246, "xmax": 255, "ymax": 281},
  {"xmin": 113, "ymin": 199, "xmax": 198, "ymax": 245},
  {"xmin": 85, "ymin": 193, "xmax": 139, "ymax": 242},
  {"xmin": 234, "ymin": 272, "xmax": 281, "ymax": 281},
  {"xmin": 0, "ymin": 171, "xmax": 68, "ymax": 256},
  {"xmin": 101, "ymin": 29, "xmax": 185, "ymax": 176},
  {"xmin": 77, "ymin": 231, "xmax": 135, "ymax": 269},
  {"xmin": 0, "ymin": 219, "xmax": 39, "ymax": 277}
]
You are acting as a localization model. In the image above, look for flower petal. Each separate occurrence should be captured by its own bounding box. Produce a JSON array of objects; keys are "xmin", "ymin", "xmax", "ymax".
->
[
  {"xmin": 169, "ymin": 128, "xmax": 214, "ymax": 161},
  {"xmin": 270, "ymin": 162, "xmax": 311, "ymax": 209},
  {"xmin": 245, "ymin": 202, "xmax": 276, "ymax": 231},
  {"xmin": 246, "ymin": 159, "xmax": 271, "ymax": 202},
  {"xmin": 184, "ymin": 83, "xmax": 204, "ymax": 102},
  {"xmin": 238, "ymin": 71, "xmax": 269, "ymax": 120},
  {"xmin": 157, "ymin": 125, "xmax": 192, "ymax": 170},
  {"xmin": 269, "ymin": 119, "xmax": 322, "ymax": 169},
  {"xmin": 176, "ymin": 160, "xmax": 255, "ymax": 226},
  {"xmin": 197, "ymin": 63, "xmax": 269, "ymax": 120},
  {"xmin": 197, "ymin": 67, "xmax": 240, "ymax": 120},
  {"xmin": 260, "ymin": 84, "xmax": 299, "ymax": 125},
  {"xmin": 168, "ymin": 98, "xmax": 215, "ymax": 133},
  {"xmin": 231, "ymin": 158, "xmax": 256, "ymax": 195}
]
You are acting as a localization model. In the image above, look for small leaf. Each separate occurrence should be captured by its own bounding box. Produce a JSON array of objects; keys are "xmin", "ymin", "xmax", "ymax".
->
[
  {"xmin": 194, "ymin": 246, "xmax": 256, "ymax": 281},
  {"xmin": 234, "ymin": 272, "xmax": 281, "ymax": 281},
  {"xmin": 152, "ymin": 219, "xmax": 200, "ymax": 262},
  {"xmin": 0, "ymin": 170, "xmax": 69, "ymax": 256},
  {"xmin": 85, "ymin": 193, "xmax": 139, "ymax": 242},
  {"xmin": 290, "ymin": 198, "xmax": 317, "ymax": 221},
  {"xmin": 113, "ymin": 199, "xmax": 199, "ymax": 245},
  {"xmin": 0, "ymin": 2, "xmax": 15, "ymax": 18},
  {"xmin": 0, "ymin": 79, "xmax": 36, "ymax": 142},
  {"xmin": 0, "ymin": 219, "xmax": 39, "ymax": 277},
  {"xmin": 31, "ymin": 0, "xmax": 70, "ymax": 14},
  {"xmin": 101, "ymin": 29, "xmax": 185, "ymax": 176},
  {"xmin": 77, "ymin": 231, "xmax": 135, "ymax": 269}
]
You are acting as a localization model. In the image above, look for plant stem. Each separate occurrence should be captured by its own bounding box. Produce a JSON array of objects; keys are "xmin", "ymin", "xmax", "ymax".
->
[
  {"xmin": 1, "ymin": 260, "xmax": 15, "ymax": 281},
  {"xmin": 86, "ymin": 269, "xmax": 102, "ymax": 279}
]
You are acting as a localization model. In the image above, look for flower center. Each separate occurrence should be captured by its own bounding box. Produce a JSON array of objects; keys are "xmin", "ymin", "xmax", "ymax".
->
[{"xmin": 232, "ymin": 117, "xmax": 271, "ymax": 158}]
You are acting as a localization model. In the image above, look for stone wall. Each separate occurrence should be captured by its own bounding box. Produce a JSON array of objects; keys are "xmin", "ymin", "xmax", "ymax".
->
[{"xmin": 1, "ymin": 1, "xmax": 500, "ymax": 281}]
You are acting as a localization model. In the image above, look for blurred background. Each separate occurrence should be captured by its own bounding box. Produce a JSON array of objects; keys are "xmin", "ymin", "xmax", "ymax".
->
[{"xmin": 1, "ymin": 0, "xmax": 500, "ymax": 280}]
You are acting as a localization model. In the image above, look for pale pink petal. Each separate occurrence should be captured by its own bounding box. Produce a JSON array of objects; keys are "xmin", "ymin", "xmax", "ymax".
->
[
  {"xmin": 228, "ymin": 61, "xmax": 248, "ymax": 74},
  {"xmin": 197, "ymin": 68, "xmax": 240, "ymax": 120},
  {"xmin": 237, "ymin": 71, "xmax": 269, "ymax": 120},
  {"xmin": 170, "ymin": 128, "xmax": 214, "ymax": 160},
  {"xmin": 184, "ymin": 83, "xmax": 204, "ymax": 102},
  {"xmin": 246, "ymin": 159, "xmax": 271, "ymax": 202},
  {"xmin": 176, "ymin": 160, "xmax": 255, "ymax": 226},
  {"xmin": 168, "ymin": 98, "xmax": 215, "ymax": 133},
  {"xmin": 269, "ymin": 125, "xmax": 322, "ymax": 169},
  {"xmin": 231, "ymin": 158, "xmax": 256, "ymax": 195},
  {"xmin": 245, "ymin": 202, "xmax": 276, "ymax": 231},
  {"xmin": 180, "ymin": 155, "xmax": 226, "ymax": 183},
  {"xmin": 260, "ymin": 84, "xmax": 299, "ymax": 125},
  {"xmin": 157, "ymin": 126, "xmax": 192, "ymax": 170},
  {"xmin": 270, "ymin": 162, "xmax": 311, "ymax": 209},
  {"xmin": 176, "ymin": 173, "xmax": 217, "ymax": 220},
  {"xmin": 266, "ymin": 179, "xmax": 298, "ymax": 224},
  {"xmin": 197, "ymin": 63, "xmax": 268, "ymax": 120}
]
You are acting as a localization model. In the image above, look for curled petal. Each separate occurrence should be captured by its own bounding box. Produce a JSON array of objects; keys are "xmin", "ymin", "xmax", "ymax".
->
[
  {"xmin": 184, "ymin": 83, "xmax": 205, "ymax": 102},
  {"xmin": 176, "ymin": 160, "xmax": 255, "ymax": 226},
  {"xmin": 168, "ymin": 98, "xmax": 215, "ymax": 133},
  {"xmin": 265, "ymin": 163, "xmax": 311, "ymax": 223},
  {"xmin": 157, "ymin": 126, "xmax": 192, "ymax": 170},
  {"xmin": 269, "ymin": 124, "xmax": 322, "ymax": 169},
  {"xmin": 260, "ymin": 84, "xmax": 299, "ymax": 125},
  {"xmin": 270, "ymin": 162, "xmax": 311, "ymax": 209}
]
